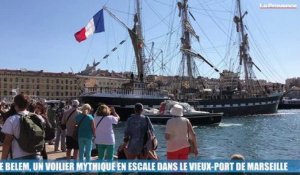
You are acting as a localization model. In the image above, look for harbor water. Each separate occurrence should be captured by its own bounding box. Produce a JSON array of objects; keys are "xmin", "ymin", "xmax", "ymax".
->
[{"xmin": 113, "ymin": 109, "xmax": 300, "ymax": 160}]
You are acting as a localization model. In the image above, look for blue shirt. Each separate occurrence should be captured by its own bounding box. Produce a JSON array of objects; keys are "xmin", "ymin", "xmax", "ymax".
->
[{"xmin": 75, "ymin": 114, "xmax": 94, "ymax": 139}]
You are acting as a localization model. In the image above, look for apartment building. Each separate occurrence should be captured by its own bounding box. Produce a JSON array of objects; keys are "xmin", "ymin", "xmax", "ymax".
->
[{"xmin": 0, "ymin": 69, "xmax": 84, "ymax": 101}]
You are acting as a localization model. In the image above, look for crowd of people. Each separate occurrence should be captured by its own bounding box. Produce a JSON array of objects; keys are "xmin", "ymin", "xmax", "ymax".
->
[{"xmin": 0, "ymin": 93, "xmax": 210, "ymax": 161}]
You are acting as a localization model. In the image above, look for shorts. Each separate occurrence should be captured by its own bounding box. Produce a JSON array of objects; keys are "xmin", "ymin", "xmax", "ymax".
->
[
  {"xmin": 167, "ymin": 147, "xmax": 189, "ymax": 160},
  {"xmin": 66, "ymin": 136, "xmax": 79, "ymax": 150}
]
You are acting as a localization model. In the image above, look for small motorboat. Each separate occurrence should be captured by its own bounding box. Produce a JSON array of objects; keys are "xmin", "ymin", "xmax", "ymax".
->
[{"xmin": 144, "ymin": 100, "xmax": 223, "ymax": 126}]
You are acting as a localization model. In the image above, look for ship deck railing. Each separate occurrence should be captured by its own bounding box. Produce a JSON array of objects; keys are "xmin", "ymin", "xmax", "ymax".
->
[{"xmin": 82, "ymin": 87, "xmax": 167, "ymax": 97}]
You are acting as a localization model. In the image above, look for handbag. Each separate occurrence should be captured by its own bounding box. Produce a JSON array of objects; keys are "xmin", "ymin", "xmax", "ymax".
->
[
  {"xmin": 61, "ymin": 109, "xmax": 76, "ymax": 130},
  {"xmin": 187, "ymin": 120, "xmax": 196, "ymax": 154},
  {"xmin": 144, "ymin": 117, "xmax": 158, "ymax": 152},
  {"xmin": 72, "ymin": 115, "xmax": 85, "ymax": 141}
]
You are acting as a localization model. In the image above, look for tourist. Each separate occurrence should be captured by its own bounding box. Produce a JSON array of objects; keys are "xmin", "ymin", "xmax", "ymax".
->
[
  {"xmin": 47, "ymin": 103, "xmax": 56, "ymax": 145},
  {"xmin": 124, "ymin": 103, "xmax": 154, "ymax": 159},
  {"xmin": 165, "ymin": 104, "xmax": 198, "ymax": 160},
  {"xmin": 61, "ymin": 99, "xmax": 81, "ymax": 160},
  {"xmin": 34, "ymin": 101, "xmax": 54, "ymax": 160},
  {"xmin": 55, "ymin": 101, "xmax": 66, "ymax": 152},
  {"xmin": 1, "ymin": 94, "xmax": 44, "ymax": 160},
  {"xmin": 94, "ymin": 104, "xmax": 120, "ymax": 160},
  {"xmin": 230, "ymin": 153, "xmax": 245, "ymax": 161},
  {"xmin": 76, "ymin": 104, "xmax": 95, "ymax": 161}
]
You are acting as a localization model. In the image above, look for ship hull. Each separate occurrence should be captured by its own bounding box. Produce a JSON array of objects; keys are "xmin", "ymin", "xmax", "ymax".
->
[
  {"xmin": 147, "ymin": 113, "xmax": 222, "ymax": 126},
  {"xmin": 188, "ymin": 95, "xmax": 281, "ymax": 116},
  {"xmin": 80, "ymin": 95, "xmax": 166, "ymax": 121},
  {"xmin": 278, "ymin": 102, "xmax": 300, "ymax": 109}
]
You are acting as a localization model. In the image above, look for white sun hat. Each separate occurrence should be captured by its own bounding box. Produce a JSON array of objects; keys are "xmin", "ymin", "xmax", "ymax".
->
[
  {"xmin": 170, "ymin": 104, "xmax": 183, "ymax": 117},
  {"xmin": 72, "ymin": 99, "xmax": 80, "ymax": 107}
]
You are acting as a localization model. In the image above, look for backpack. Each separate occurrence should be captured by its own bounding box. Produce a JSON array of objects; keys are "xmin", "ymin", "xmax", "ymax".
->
[
  {"xmin": 15, "ymin": 113, "xmax": 45, "ymax": 153},
  {"xmin": 43, "ymin": 116, "xmax": 55, "ymax": 141}
]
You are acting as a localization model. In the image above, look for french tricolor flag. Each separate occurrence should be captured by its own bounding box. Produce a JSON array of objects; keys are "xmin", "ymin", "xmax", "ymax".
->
[{"xmin": 74, "ymin": 9, "xmax": 105, "ymax": 42}]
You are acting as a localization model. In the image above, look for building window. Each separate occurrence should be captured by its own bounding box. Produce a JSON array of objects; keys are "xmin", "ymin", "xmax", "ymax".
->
[
  {"xmin": 65, "ymin": 92, "xmax": 68, "ymax": 96},
  {"xmin": 26, "ymin": 78, "xmax": 29, "ymax": 82},
  {"xmin": 37, "ymin": 85, "xmax": 40, "ymax": 89},
  {"xmin": 21, "ymin": 78, "xmax": 23, "ymax": 82},
  {"xmin": 4, "ymin": 78, "xmax": 7, "ymax": 82},
  {"xmin": 56, "ymin": 79, "xmax": 59, "ymax": 83},
  {"xmin": 37, "ymin": 91, "xmax": 40, "ymax": 96},
  {"xmin": 15, "ymin": 78, "xmax": 18, "ymax": 82},
  {"xmin": 46, "ymin": 79, "xmax": 49, "ymax": 83},
  {"xmin": 4, "ymin": 90, "xmax": 7, "ymax": 96},
  {"xmin": 32, "ymin": 79, "xmax": 35, "ymax": 83},
  {"xmin": 47, "ymin": 92, "xmax": 49, "ymax": 96}
]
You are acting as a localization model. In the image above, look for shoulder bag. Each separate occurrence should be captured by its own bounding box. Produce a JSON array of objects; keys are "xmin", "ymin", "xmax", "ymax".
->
[
  {"xmin": 61, "ymin": 109, "xmax": 76, "ymax": 130},
  {"xmin": 72, "ymin": 115, "xmax": 85, "ymax": 141}
]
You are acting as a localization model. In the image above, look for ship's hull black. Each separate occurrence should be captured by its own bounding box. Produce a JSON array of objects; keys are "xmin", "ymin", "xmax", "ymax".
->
[
  {"xmin": 188, "ymin": 95, "xmax": 281, "ymax": 117},
  {"xmin": 147, "ymin": 113, "xmax": 222, "ymax": 126},
  {"xmin": 80, "ymin": 96, "xmax": 166, "ymax": 121},
  {"xmin": 278, "ymin": 103, "xmax": 300, "ymax": 109}
]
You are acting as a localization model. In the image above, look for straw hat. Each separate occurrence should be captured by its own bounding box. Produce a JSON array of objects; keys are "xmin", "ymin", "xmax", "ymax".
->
[{"xmin": 170, "ymin": 104, "xmax": 183, "ymax": 117}]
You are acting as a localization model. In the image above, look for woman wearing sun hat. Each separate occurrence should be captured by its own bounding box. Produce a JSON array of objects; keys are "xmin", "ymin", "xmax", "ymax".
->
[{"xmin": 165, "ymin": 104, "xmax": 198, "ymax": 160}]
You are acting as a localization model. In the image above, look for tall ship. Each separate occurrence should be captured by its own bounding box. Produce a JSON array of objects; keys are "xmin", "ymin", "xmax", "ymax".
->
[
  {"xmin": 79, "ymin": 0, "xmax": 282, "ymax": 118},
  {"xmin": 173, "ymin": 0, "xmax": 282, "ymax": 116},
  {"xmin": 79, "ymin": 0, "xmax": 169, "ymax": 119}
]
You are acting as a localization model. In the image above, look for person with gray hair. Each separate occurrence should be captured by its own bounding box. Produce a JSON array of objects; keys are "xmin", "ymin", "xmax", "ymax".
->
[{"xmin": 61, "ymin": 99, "xmax": 81, "ymax": 160}]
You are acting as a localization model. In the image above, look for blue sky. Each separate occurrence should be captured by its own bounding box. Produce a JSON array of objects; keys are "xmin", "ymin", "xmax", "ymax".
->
[{"xmin": 0, "ymin": 0, "xmax": 299, "ymax": 83}]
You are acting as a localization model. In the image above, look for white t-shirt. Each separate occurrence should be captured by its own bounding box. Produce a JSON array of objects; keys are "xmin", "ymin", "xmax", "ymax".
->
[
  {"xmin": 94, "ymin": 115, "xmax": 118, "ymax": 145},
  {"xmin": 1, "ymin": 110, "xmax": 45, "ymax": 159},
  {"xmin": 165, "ymin": 117, "xmax": 190, "ymax": 152}
]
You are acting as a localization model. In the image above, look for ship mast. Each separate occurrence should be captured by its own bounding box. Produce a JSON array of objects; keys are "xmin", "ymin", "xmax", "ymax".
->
[
  {"xmin": 104, "ymin": 1, "xmax": 146, "ymax": 82},
  {"xmin": 178, "ymin": 0, "xmax": 220, "ymax": 88},
  {"xmin": 234, "ymin": 0, "xmax": 253, "ymax": 93},
  {"xmin": 178, "ymin": 0, "xmax": 196, "ymax": 88},
  {"xmin": 135, "ymin": 0, "xmax": 146, "ymax": 81}
]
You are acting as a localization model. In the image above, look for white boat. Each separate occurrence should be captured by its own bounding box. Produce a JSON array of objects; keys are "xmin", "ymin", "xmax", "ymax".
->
[{"xmin": 144, "ymin": 100, "xmax": 223, "ymax": 126}]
